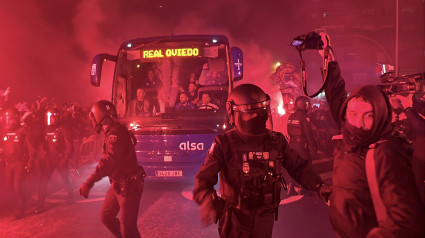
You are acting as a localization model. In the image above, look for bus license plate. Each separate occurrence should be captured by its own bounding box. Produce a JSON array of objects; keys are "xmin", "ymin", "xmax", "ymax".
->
[{"xmin": 155, "ymin": 170, "xmax": 183, "ymax": 177}]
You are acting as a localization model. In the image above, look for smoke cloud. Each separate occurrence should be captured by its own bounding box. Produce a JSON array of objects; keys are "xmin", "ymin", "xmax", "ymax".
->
[{"xmin": 0, "ymin": 0, "xmax": 423, "ymax": 106}]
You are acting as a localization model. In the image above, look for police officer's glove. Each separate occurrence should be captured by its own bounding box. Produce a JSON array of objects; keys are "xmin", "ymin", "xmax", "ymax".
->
[
  {"xmin": 79, "ymin": 181, "xmax": 94, "ymax": 198},
  {"xmin": 318, "ymin": 184, "xmax": 332, "ymax": 204},
  {"xmin": 199, "ymin": 192, "xmax": 215, "ymax": 227}
]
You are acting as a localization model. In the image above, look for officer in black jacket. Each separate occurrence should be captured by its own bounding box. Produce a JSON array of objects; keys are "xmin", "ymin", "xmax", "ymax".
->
[
  {"xmin": 79, "ymin": 100, "xmax": 145, "ymax": 238},
  {"xmin": 0, "ymin": 108, "xmax": 32, "ymax": 219},
  {"xmin": 287, "ymin": 96, "xmax": 317, "ymax": 162},
  {"xmin": 35, "ymin": 108, "xmax": 75, "ymax": 214},
  {"xmin": 193, "ymin": 84, "xmax": 330, "ymax": 238}
]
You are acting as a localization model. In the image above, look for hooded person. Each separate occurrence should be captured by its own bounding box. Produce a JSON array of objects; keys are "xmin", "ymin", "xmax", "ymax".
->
[{"xmin": 323, "ymin": 50, "xmax": 425, "ymax": 237}]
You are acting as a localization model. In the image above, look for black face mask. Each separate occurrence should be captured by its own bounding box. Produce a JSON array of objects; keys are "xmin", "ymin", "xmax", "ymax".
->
[
  {"xmin": 238, "ymin": 110, "xmax": 268, "ymax": 135},
  {"xmin": 342, "ymin": 122, "xmax": 372, "ymax": 149}
]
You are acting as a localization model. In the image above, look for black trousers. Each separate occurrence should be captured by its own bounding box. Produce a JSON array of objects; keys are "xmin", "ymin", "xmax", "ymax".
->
[
  {"xmin": 219, "ymin": 207, "xmax": 275, "ymax": 238},
  {"xmin": 5, "ymin": 161, "xmax": 27, "ymax": 213},
  {"xmin": 101, "ymin": 181, "xmax": 144, "ymax": 238},
  {"xmin": 37, "ymin": 158, "xmax": 74, "ymax": 208}
]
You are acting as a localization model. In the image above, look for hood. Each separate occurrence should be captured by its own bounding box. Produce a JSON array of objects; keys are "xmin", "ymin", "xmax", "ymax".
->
[{"xmin": 339, "ymin": 85, "xmax": 393, "ymax": 147}]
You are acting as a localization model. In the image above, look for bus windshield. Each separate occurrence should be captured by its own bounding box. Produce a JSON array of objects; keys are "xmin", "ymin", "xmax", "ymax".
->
[{"xmin": 112, "ymin": 39, "xmax": 230, "ymax": 118}]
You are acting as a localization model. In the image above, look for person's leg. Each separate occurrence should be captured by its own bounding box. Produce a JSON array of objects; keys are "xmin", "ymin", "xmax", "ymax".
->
[
  {"xmin": 36, "ymin": 160, "xmax": 54, "ymax": 213},
  {"xmin": 219, "ymin": 208, "xmax": 252, "ymax": 238},
  {"xmin": 252, "ymin": 212, "xmax": 275, "ymax": 238},
  {"xmin": 57, "ymin": 159, "xmax": 75, "ymax": 204},
  {"xmin": 14, "ymin": 163, "xmax": 27, "ymax": 219},
  {"xmin": 116, "ymin": 185, "xmax": 143, "ymax": 238},
  {"xmin": 100, "ymin": 186, "xmax": 122, "ymax": 238}
]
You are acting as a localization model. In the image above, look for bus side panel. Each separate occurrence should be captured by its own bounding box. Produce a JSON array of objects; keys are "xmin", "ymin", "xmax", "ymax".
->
[{"xmin": 134, "ymin": 133, "xmax": 216, "ymax": 181}]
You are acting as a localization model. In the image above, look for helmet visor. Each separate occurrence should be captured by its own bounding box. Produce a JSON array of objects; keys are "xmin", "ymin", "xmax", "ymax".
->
[{"xmin": 232, "ymin": 100, "xmax": 270, "ymax": 112}]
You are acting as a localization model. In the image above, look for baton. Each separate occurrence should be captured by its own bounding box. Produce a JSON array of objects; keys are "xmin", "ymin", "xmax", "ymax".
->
[{"xmin": 69, "ymin": 160, "xmax": 81, "ymax": 177}]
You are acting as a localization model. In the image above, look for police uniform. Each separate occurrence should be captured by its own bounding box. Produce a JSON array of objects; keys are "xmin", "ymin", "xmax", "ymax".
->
[
  {"xmin": 36, "ymin": 124, "xmax": 75, "ymax": 212},
  {"xmin": 193, "ymin": 128, "xmax": 323, "ymax": 237},
  {"xmin": 287, "ymin": 110, "xmax": 317, "ymax": 162},
  {"xmin": 1, "ymin": 125, "xmax": 31, "ymax": 219},
  {"xmin": 83, "ymin": 122, "xmax": 145, "ymax": 238}
]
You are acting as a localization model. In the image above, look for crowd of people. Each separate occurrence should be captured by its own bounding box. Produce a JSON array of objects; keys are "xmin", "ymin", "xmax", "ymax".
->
[
  {"xmin": 0, "ymin": 31, "xmax": 424, "ymax": 238},
  {"xmin": 0, "ymin": 93, "xmax": 100, "ymax": 219}
]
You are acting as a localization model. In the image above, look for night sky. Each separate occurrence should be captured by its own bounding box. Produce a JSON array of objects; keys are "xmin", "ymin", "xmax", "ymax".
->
[{"xmin": 0, "ymin": 0, "xmax": 423, "ymax": 105}]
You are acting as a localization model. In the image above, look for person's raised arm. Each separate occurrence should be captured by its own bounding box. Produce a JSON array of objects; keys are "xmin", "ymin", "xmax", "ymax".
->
[{"xmin": 320, "ymin": 33, "xmax": 347, "ymax": 130}]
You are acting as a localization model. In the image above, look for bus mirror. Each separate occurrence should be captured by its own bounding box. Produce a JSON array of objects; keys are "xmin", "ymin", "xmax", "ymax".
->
[
  {"xmin": 231, "ymin": 47, "xmax": 243, "ymax": 81},
  {"xmin": 90, "ymin": 54, "xmax": 117, "ymax": 87}
]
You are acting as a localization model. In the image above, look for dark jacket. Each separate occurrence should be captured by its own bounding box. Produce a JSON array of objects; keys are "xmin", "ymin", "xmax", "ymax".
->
[
  {"xmin": 43, "ymin": 125, "xmax": 74, "ymax": 162},
  {"xmin": 325, "ymin": 61, "xmax": 425, "ymax": 238},
  {"xmin": 1, "ymin": 126, "xmax": 30, "ymax": 163},
  {"xmin": 86, "ymin": 122, "xmax": 140, "ymax": 184},
  {"xmin": 193, "ymin": 128, "xmax": 323, "ymax": 209},
  {"xmin": 126, "ymin": 99, "xmax": 150, "ymax": 117},
  {"xmin": 287, "ymin": 109, "xmax": 317, "ymax": 155}
]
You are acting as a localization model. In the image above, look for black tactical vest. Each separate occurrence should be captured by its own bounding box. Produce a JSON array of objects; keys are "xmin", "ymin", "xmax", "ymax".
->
[
  {"xmin": 221, "ymin": 131, "xmax": 284, "ymax": 212},
  {"xmin": 2, "ymin": 127, "xmax": 27, "ymax": 162},
  {"xmin": 45, "ymin": 127, "xmax": 62, "ymax": 157}
]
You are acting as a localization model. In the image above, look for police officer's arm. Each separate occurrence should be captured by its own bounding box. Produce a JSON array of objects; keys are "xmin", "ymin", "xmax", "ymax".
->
[
  {"xmin": 300, "ymin": 117, "xmax": 317, "ymax": 149},
  {"xmin": 61, "ymin": 128, "xmax": 74, "ymax": 161},
  {"xmin": 85, "ymin": 127, "xmax": 126, "ymax": 185},
  {"xmin": 23, "ymin": 129, "xmax": 37, "ymax": 171},
  {"xmin": 369, "ymin": 142, "xmax": 425, "ymax": 236},
  {"xmin": 324, "ymin": 61, "xmax": 347, "ymax": 130},
  {"xmin": 281, "ymin": 135, "xmax": 323, "ymax": 191},
  {"xmin": 193, "ymin": 135, "xmax": 226, "ymax": 205}
]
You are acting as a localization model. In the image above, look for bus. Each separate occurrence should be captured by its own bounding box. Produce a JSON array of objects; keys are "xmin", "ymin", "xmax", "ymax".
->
[{"xmin": 90, "ymin": 35, "xmax": 243, "ymax": 180}]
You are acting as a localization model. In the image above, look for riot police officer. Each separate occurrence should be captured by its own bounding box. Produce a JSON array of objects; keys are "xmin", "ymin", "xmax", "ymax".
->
[
  {"xmin": 79, "ymin": 100, "xmax": 145, "ymax": 238},
  {"xmin": 0, "ymin": 108, "xmax": 32, "ymax": 219},
  {"xmin": 35, "ymin": 108, "xmax": 75, "ymax": 214},
  {"xmin": 287, "ymin": 96, "xmax": 318, "ymax": 162},
  {"xmin": 193, "ymin": 84, "xmax": 329, "ymax": 238}
]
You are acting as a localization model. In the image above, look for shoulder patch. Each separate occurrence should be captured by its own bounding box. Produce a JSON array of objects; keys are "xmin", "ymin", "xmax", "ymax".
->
[{"xmin": 109, "ymin": 135, "xmax": 118, "ymax": 143}]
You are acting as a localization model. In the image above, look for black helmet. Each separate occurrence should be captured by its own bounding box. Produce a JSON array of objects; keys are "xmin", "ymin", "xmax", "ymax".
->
[
  {"xmin": 45, "ymin": 108, "xmax": 60, "ymax": 127},
  {"xmin": 1, "ymin": 108, "xmax": 19, "ymax": 130},
  {"xmin": 295, "ymin": 96, "xmax": 311, "ymax": 110},
  {"xmin": 89, "ymin": 100, "xmax": 118, "ymax": 133},
  {"xmin": 226, "ymin": 84, "xmax": 272, "ymax": 135}
]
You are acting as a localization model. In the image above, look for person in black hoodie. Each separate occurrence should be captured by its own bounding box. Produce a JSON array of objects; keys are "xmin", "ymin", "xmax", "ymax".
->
[{"xmin": 321, "ymin": 33, "xmax": 425, "ymax": 238}]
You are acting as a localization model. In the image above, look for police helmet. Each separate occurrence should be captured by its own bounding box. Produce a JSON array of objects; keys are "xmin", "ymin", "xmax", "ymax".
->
[
  {"xmin": 45, "ymin": 108, "xmax": 60, "ymax": 127},
  {"xmin": 226, "ymin": 84, "xmax": 272, "ymax": 135},
  {"xmin": 1, "ymin": 108, "xmax": 20, "ymax": 130},
  {"xmin": 295, "ymin": 96, "xmax": 311, "ymax": 110},
  {"xmin": 89, "ymin": 100, "xmax": 118, "ymax": 134}
]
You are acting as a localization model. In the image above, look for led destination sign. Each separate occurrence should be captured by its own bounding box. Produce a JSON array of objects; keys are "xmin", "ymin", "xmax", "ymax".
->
[{"xmin": 142, "ymin": 48, "xmax": 199, "ymax": 59}]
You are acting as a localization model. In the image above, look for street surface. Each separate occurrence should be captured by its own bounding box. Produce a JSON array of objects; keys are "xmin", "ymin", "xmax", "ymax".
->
[{"xmin": 0, "ymin": 154, "xmax": 335, "ymax": 238}]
